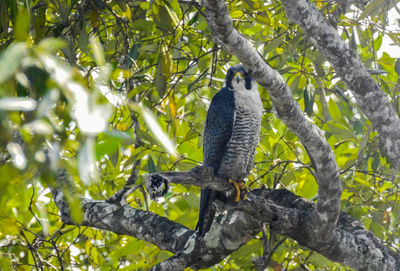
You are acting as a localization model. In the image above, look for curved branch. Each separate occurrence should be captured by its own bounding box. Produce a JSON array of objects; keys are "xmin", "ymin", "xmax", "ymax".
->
[
  {"xmin": 202, "ymin": 0, "xmax": 342, "ymax": 243},
  {"xmin": 51, "ymin": 188, "xmax": 193, "ymax": 253},
  {"xmin": 52, "ymin": 168, "xmax": 400, "ymax": 270},
  {"xmin": 280, "ymin": 0, "xmax": 400, "ymax": 171}
]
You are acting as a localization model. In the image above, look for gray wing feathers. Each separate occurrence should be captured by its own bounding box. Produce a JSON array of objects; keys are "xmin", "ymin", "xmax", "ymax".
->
[{"xmin": 196, "ymin": 87, "xmax": 234, "ymax": 236}]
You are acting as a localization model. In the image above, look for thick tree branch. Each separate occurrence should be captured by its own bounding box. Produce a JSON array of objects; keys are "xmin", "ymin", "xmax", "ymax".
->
[
  {"xmin": 203, "ymin": 0, "xmax": 342, "ymax": 244},
  {"xmin": 51, "ymin": 189, "xmax": 193, "ymax": 253},
  {"xmin": 52, "ymin": 167, "xmax": 400, "ymax": 270},
  {"xmin": 280, "ymin": 0, "xmax": 400, "ymax": 171}
]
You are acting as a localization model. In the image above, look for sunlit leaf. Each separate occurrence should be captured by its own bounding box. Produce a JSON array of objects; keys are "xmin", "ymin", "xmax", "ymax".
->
[
  {"xmin": 7, "ymin": 142, "xmax": 26, "ymax": 169},
  {"xmin": 78, "ymin": 137, "xmax": 97, "ymax": 184},
  {"xmin": 23, "ymin": 120, "xmax": 54, "ymax": 135},
  {"xmin": 36, "ymin": 38, "xmax": 66, "ymax": 52},
  {"xmin": 91, "ymin": 36, "xmax": 105, "ymax": 67},
  {"xmin": 0, "ymin": 97, "xmax": 36, "ymax": 111},
  {"xmin": 140, "ymin": 105, "xmax": 177, "ymax": 158},
  {"xmin": 0, "ymin": 43, "xmax": 27, "ymax": 84}
]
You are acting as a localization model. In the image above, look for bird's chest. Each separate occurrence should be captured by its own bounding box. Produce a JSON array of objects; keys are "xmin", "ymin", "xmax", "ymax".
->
[
  {"xmin": 232, "ymin": 90, "xmax": 263, "ymax": 136},
  {"xmin": 217, "ymin": 90, "xmax": 262, "ymax": 180}
]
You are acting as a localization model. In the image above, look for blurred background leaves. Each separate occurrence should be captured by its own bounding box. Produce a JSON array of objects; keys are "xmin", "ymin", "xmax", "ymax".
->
[{"xmin": 0, "ymin": 0, "xmax": 399, "ymax": 270}]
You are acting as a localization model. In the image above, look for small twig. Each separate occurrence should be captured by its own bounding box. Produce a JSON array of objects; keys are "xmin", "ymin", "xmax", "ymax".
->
[
  {"xmin": 20, "ymin": 230, "xmax": 42, "ymax": 270},
  {"xmin": 28, "ymin": 185, "xmax": 44, "ymax": 230},
  {"xmin": 139, "ymin": 184, "xmax": 149, "ymax": 211},
  {"xmin": 106, "ymin": 160, "xmax": 140, "ymax": 204}
]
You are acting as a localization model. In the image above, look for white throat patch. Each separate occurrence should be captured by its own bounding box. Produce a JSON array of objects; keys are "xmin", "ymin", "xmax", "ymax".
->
[
  {"xmin": 231, "ymin": 80, "xmax": 248, "ymax": 93},
  {"xmin": 232, "ymin": 81, "xmax": 263, "ymax": 113}
]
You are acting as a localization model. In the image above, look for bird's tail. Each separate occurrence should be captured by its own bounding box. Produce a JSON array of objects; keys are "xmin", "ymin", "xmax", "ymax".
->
[{"xmin": 196, "ymin": 188, "xmax": 218, "ymax": 237}]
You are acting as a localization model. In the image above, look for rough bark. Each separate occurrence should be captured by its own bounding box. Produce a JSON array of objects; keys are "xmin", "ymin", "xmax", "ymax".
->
[
  {"xmin": 280, "ymin": 0, "xmax": 400, "ymax": 172},
  {"xmin": 203, "ymin": 0, "xmax": 341, "ymax": 246},
  {"xmin": 52, "ymin": 167, "xmax": 400, "ymax": 270}
]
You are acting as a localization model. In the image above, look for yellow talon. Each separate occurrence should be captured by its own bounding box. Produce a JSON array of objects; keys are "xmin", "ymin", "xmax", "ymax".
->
[
  {"xmin": 229, "ymin": 179, "xmax": 246, "ymax": 202},
  {"xmin": 240, "ymin": 181, "xmax": 248, "ymax": 200}
]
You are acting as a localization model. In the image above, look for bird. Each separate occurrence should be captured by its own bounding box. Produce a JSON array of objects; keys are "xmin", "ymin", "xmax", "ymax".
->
[{"xmin": 196, "ymin": 64, "xmax": 263, "ymax": 237}]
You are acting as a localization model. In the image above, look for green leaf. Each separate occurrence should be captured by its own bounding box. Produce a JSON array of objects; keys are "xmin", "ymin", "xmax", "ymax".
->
[
  {"xmin": 78, "ymin": 137, "xmax": 97, "ymax": 184},
  {"xmin": 0, "ymin": 42, "xmax": 27, "ymax": 84},
  {"xmin": 152, "ymin": 3, "xmax": 177, "ymax": 33},
  {"xmin": 0, "ymin": 217, "xmax": 20, "ymax": 235},
  {"xmin": 78, "ymin": 28, "xmax": 89, "ymax": 52},
  {"xmin": 36, "ymin": 38, "xmax": 66, "ymax": 53},
  {"xmin": 188, "ymin": 11, "xmax": 199, "ymax": 26},
  {"xmin": 161, "ymin": 49, "xmax": 172, "ymax": 77},
  {"xmin": 328, "ymin": 99, "xmax": 342, "ymax": 122},
  {"xmin": 374, "ymin": 34, "xmax": 383, "ymax": 51},
  {"xmin": 95, "ymin": 135, "xmax": 121, "ymax": 160},
  {"xmin": 350, "ymin": 29, "xmax": 357, "ymax": 50},
  {"xmin": 91, "ymin": 36, "xmax": 105, "ymax": 67},
  {"xmin": 327, "ymin": 121, "xmax": 354, "ymax": 139},
  {"xmin": 371, "ymin": 154, "xmax": 380, "ymax": 171},
  {"xmin": 147, "ymin": 156, "xmax": 157, "ymax": 173},
  {"xmin": 304, "ymin": 85, "xmax": 314, "ymax": 116},
  {"xmin": 155, "ymin": 61, "xmax": 167, "ymax": 97},
  {"xmin": 265, "ymin": 35, "xmax": 284, "ymax": 54},
  {"xmin": 15, "ymin": 8, "xmax": 30, "ymax": 41},
  {"xmin": 6, "ymin": 0, "xmax": 18, "ymax": 24},
  {"xmin": 394, "ymin": 58, "xmax": 400, "ymax": 76},
  {"xmin": 367, "ymin": 69, "xmax": 386, "ymax": 75},
  {"xmin": 65, "ymin": 193, "xmax": 83, "ymax": 224},
  {"xmin": 289, "ymin": 76, "xmax": 300, "ymax": 92},
  {"xmin": 358, "ymin": 0, "xmax": 386, "ymax": 20}
]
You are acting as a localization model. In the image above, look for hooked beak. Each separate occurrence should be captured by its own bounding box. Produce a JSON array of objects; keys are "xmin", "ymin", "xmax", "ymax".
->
[{"xmin": 234, "ymin": 72, "xmax": 243, "ymax": 84}]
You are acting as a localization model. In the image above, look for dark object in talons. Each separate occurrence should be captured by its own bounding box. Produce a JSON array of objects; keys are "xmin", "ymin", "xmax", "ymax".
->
[{"xmin": 146, "ymin": 174, "xmax": 170, "ymax": 199}]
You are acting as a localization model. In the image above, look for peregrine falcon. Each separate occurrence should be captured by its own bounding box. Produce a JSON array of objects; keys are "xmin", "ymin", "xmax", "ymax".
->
[{"xmin": 196, "ymin": 64, "xmax": 263, "ymax": 237}]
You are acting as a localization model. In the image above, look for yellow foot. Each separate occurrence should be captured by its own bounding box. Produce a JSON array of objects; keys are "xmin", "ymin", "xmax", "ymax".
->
[
  {"xmin": 229, "ymin": 179, "xmax": 247, "ymax": 202},
  {"xmin": 240, "ymin": 181, "xmax": 248, "ymax": 200}
]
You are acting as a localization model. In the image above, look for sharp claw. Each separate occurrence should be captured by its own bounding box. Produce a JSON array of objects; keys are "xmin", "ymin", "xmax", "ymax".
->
[{"xmin": 229, "ymin": 179, "xmax": 242, "ymax": 202}]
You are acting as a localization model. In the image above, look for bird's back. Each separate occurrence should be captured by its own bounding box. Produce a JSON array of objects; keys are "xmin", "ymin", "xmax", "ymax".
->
[{"xmin": 197, "ymin": 87, "xmax": 235, "ymax": 236}]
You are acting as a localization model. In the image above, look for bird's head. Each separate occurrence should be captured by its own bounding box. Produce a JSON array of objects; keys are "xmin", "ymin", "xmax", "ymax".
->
[{"xmin": 224, "ymin": 64, "xmax": 254, "ymax": 92}]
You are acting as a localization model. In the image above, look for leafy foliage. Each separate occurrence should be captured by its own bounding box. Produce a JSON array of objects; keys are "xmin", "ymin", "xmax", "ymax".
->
[{"xmin": 0, "ymin": 0, "xmax": 399, "ymax": 270}]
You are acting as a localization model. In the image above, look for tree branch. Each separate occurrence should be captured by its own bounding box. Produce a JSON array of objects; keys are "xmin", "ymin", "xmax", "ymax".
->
[
  {"xmin": 280, "ymin": 0, "xmax": 400, "ymax": 171},
  {"xmin": 51, "ymin": 188, "xmax": 193, "ymax": 253},
  {"xmin": 146, "ymin": 166, "xmax": 235, "ymax": 199},
  {"xmin": 52, "ymin": 167, "xmax": 400, "ymax": 270},
  {"xmin": 202, "ymin": 0, "xmax": 342, "ymax": 244}
]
